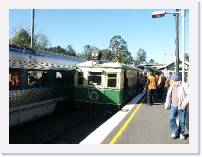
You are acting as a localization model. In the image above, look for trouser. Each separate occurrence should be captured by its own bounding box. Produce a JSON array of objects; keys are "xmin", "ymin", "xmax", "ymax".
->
[
  {"xmin": 147, "ymin": 89, "xmax": 156, "ymax": 105},
  {"xmin": 185, "ymin": 108, "xmax": 189, "ymax": 131},
  {"xmin": 158, "ymin": 86, "xmax": 164, "ymax": 99},
  {"xmin": 169, "ymin": 106, "xmax": 187, "ymax": 135}
]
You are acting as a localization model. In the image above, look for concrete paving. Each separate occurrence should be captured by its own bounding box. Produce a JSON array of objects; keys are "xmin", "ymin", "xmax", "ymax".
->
[
  {"xmin": 80, "ymin": 90, "xmax": 146, "ymax": 144},
  {"xmin": 103, "ymin": 100, "xmax": 189, "ymax": 144}
]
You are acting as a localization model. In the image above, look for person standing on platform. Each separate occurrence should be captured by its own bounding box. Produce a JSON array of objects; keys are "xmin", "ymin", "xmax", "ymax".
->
[
  {"xmin": 155, "ymin": 73, "xmax": 160, "ymax": 101},
  {"xmin": 145, "ymin": 71, "xmax": 157, "ymax": 106},
  {"xmin": 165, "ymin": 75, "xmax": 172, "ymax": 88},
  {"xmin": 157, "ymin": 73, "xmax": 166, "ymax": 101},
  {"xmin": 164, "ymin": 73, "xmax": 189, "ymax": 140}
]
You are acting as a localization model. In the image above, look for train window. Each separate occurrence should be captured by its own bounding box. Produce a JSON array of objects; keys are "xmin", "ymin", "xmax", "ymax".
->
[
  {"xmin": 56, "ymin": 71, "xmax": 64, "ymax": 84},
  {"xmin": 78, "ymin": 72, "xmax": 83, "ymax": 85},
  {"xmin": 108, "ymin": 74, "xmax": 117, "ymax": 88},
  {"xmin": 9, "ymin": 70, "xmax": 21, "ymax": 90},
  {"xmin": 28, "ymin": 70, "xmax": 49, "ymax": 87},
  {"xmin": 55, "ymin": 71, "xmax": 69, "ymax": 84},
  {"xmin": 88, "ymin": 72, "xmax": 101, "ymax": 86},
  {"xmin": 56, "ymin": 72, "xmax": 62, "ymax": 79}
]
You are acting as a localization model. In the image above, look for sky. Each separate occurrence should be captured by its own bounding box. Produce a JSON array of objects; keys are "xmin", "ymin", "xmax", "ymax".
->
[{"xmin": 9, "ymin": 9, "xmax": 189, "ymax": 64}]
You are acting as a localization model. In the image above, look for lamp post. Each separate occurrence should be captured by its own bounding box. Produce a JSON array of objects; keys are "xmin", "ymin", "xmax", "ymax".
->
[
  {"xmin": 152, "ymin": 9, "xmax": 186, "ymax": 84},
  {"xmin": 181, "ymin": 10, "xmax": 186, "ymax": 84},
  {"xmin": 31, "ymin": 9, "xmax": 35, "ymax": 49},
  {"xmin": 174, "ymin": 9, "xmax": 180, "ymax": 74}
]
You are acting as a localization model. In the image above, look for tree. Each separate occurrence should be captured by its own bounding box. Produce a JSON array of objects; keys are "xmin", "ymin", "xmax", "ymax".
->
[
  {"xmin": 109, "ymin": 35, "xmax": 133, "ymax": 64},
  {"xmin": 135, "ymin": 49, "xmax": 147, "ymax": 65},
  {"xmin": 48, "ymin": 46, "xmax": 66, "ymax": 54},
  {"xmin": 80, "ymin": 45, "xmax": 92, "ymax": 60},
  {"xmin": 91, "ymin": 46, "xmax": 99, "ymax": 54},
  {"xmin": 9, "ymin": 28, "xmax": 31, "ymax": 48},
  {"xmin": 148, "ymin": 59, "xmax": 155, "ymax": 64},
  {"xmin": 34, "ymin": 31, "xmax": 50, "ymax": 51},
  {"xmin": 66, "ymin": 45, "xmax": 76, "ymax": 56},
  {"xmin": 80, "ymin": 45, "xmax": 100, "ymax": 60},
  {"xmin": 125, "ymin": 51, "xmax": 133, "ymax": 64},
  {"xmin": 9, "ymin": 28, "xmax": 50, "ymax": 51},
  {"xmin": 100, "ymin": 49, "xmax": 113, "ymax": 61}
]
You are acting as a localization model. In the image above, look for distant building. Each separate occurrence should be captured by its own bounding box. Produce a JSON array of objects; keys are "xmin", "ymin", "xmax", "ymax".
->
[
  {"xmin": 136, "ymin": 61, "xmax": 189, "ymax": 83},
  {"xmin": 157, "ymin": 60, "xmax": 189, "ymax": 82},
  {"xmin": 136, "ymin": 63, "xmax": 164, "ymax": 74}
]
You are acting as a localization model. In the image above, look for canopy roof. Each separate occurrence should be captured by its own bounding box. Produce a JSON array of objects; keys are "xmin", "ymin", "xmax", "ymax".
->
[{"xmin": 9, "ymin": 45, "xmax": 85, "ymax": 70}]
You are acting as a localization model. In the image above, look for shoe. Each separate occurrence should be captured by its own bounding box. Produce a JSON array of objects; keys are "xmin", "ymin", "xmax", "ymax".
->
[
  {"xmin": 180, "ymin": 134, "xmax": 185, "ymax": 140},
  {"xmin": 171, "ymin": 133, "xmax": 177, "ymax": 139}
]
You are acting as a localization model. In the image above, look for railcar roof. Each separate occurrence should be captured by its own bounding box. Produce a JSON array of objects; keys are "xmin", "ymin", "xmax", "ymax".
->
[
  {"xmin": 75, "ymin": 60, "xmax": 143, "ymax": 71},
  {"xmin": 9, "ymin": 45, "xmax": 85, "ymax": 70}
]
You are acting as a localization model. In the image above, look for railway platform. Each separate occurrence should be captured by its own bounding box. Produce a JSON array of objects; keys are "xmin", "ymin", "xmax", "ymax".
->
[{"xmin": 80, "ymin": 90, "xmax": 189, "ymax": 144}]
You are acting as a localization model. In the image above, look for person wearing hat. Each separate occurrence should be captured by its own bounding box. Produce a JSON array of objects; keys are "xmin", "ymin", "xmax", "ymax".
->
[{"xmin": 164, "ymin": 73, "xmax": 189, "ymax": 140}]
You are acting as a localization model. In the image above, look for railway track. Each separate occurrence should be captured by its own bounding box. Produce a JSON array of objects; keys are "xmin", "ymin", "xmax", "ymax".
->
[{"xmin": 9, "ymin": 103, "xmax": 117, "ymax": 144}]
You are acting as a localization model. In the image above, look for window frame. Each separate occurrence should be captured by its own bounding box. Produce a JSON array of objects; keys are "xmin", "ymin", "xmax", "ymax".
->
[
  {"xmin": 107, "ymin": 73, "xmax": 117, "ymax": 88},
  {"xmin": 88, "ymin": 72, "xmax": 102, "ymax": 87},
  {"xmin": 27, "ymin": 70, "xmax": 49, "ymax": 88},
  {"xmin": 77, "ymin": 71, "xmax": 84, "ymax": 86},
  {"xmin": 55, "ymin": 70, "xmax": 69, "ymax": 85},
  {"xmin": 9, "ymin": 69, "xmax": 22, "ymax": 91}
]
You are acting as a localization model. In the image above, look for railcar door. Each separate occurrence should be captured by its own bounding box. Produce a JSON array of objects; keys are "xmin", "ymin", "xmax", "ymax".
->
[{"xmin": 123, "ymin": 70, "xmax": 130, "ymax": 103}]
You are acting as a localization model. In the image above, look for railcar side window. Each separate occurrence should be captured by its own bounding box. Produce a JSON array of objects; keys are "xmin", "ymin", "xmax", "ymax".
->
[
  {"xmin": 9, "ymin": 71, "xmax": 21, "ymax": 90},
  {"xmin": 78, "ymin": 72, "xmax": 83, "ymax": 85},
  {"xmin": 56, "ymin": 71, "xmax": 64, "ymax": 84},
  {"xmin": 28, "ymin": 71, "xmax": 49, "ymax": 87},
  {"xmin": 55, "ymin": 71, "xmax": 69, "ymax": 84},
  {"xmin": 108, "ymin": 74, "xmax": 117, "ymax": 87},
  {"xmin": 88, "ymin": 72, "xmax": 101, "ymax": 85}
]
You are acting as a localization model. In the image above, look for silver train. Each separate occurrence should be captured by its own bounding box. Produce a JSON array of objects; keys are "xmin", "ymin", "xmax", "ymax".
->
[{"xmin": 9, "ymin": 45, "xmax": 84, "ymax": 127}]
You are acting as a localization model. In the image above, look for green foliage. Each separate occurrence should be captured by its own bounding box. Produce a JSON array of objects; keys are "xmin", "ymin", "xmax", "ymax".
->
[
  {"xmin": 9, "ymin": 28, "xmax": 77, "ymax": 56},
  {"xmin": 34, "ymin": 32, "xmax": 50, "ymax": 51},
  {"xmin": 135, "ymin": 49, "xmax": 147, "ymax": 65},
  {"xmin": 148, "ymin": 59, "xmax": 155, "ymax": 64},
  {"xmin": 48, "ymin": 45, "xmax": 77, "ymax": 56},
  {"xmin": 48, "ymin": 46, "xmax": 66, "ymax": 54},
  {"xmin": 80, "ymin": 45, "xmax": 91, "ymax": 60},
  {"xmin": 66, "ymin": 45, "xmax": 76, "ymax": 56},
  {"xmin": 9, "ymin": 28, "xmax": 49, "ymax": 51},
  {"xmin": 109, "ymin": 35, "xmax": 133, "ymax": 64},
  {"xmin": 9, "ymin": 28, "xmax": 31, "ymax": 48},
  {"xmin": 100, "ymin": 49, "xmax": 113, "ymax": 61},
  {"xmin": 9, "ymin": 28, "xmax": 149, "ymax": 63},
  {"xmin": 80, "ymin": 45, "xmax": 100, "ymax": 60}
]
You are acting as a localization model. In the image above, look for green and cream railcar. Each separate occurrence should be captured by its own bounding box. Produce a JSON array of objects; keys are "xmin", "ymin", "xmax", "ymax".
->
[{"xmin": 74, "ymin": 61, "xmax": 143, "ymax": 107}]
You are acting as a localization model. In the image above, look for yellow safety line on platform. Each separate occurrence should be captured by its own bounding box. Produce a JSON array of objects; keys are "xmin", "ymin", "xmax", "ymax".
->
[{"xmin": 109, "ymin": 103, "xmax": 142, "ymax": 144}]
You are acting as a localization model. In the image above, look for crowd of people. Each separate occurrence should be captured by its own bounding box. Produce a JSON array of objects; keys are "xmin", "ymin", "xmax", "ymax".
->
[
  {"xmin": 144, "ymin": 71, "xmax": 189, "ymax": 140},
  {"xmin": 144, "ymin": 71, "xmax": 167, "ymax": 106}
]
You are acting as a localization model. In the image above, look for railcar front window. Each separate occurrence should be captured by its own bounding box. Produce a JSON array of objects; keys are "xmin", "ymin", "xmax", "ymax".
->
[
  {"xmin": 88, "ymin": 72, "xmax": 101, "ymax": 86},
  {"xmin": 108, "ymin": 74, "xmax": 117, "ymax": 87},
  {"xmin": 28, "ymin": 71, "xmax": 49, "ymax": 87}
]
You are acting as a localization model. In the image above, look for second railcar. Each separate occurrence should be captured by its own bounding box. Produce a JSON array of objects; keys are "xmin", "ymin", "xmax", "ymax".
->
[{"xmin": 74, "ymin": 60, "xmax": 144, "ymax": 107}]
